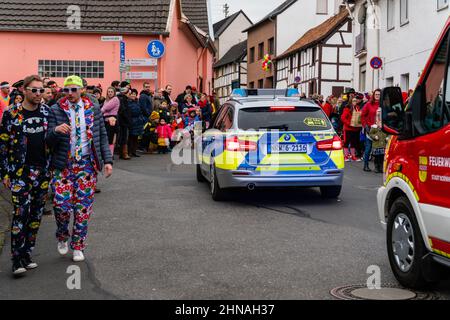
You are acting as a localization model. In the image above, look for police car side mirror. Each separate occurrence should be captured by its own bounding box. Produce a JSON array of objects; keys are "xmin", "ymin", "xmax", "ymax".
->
[{"xmin": 381, "ymin": 87, "xmax": 405, "ymax": 135}]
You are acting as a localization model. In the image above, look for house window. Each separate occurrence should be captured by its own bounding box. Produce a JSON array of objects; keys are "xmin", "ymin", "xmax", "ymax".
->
[
  {"xmin": 249, "ymin": 81, "xmax": 255, "ymax": 89},
  {"xmin": 400, "ymin": 0, "xmax": 409, "ymax": 26},
  {"xmin": 316, "ymin": 0, "xmax": 328, "ymax": 14},
  {"xmin": 268, "ymin": 38, "xmax": 275, "ymax": 55},
  {"xmin": 297, "ymin": 52, "xmax": 301, "ymax": 70},
  {"xmin": 311, "ymin": 47, "xmax": 316, "ymax": 66},
  {"xmin": 401, "ymin": 73, "xmax": 410, "ymax": 91},
  {"xmin": 258, "ymin": 42, "xmax": 264, "ymax": 60},
  {"xmin": 289, "ymin": 56, "xmax": 294, "ymax": 72},
  {"xmin": 38, "ymin": 60, "xmax": 104, "ymax": 79},
  {"xmin": 258, "ymin": 79, "xmax": 264, "ymax": 88},
  {"xmin": 437, "ymin": 0, "xmax": 449, "ymax": 11},
  {"xmin": 386, "ymin": 77, "xmax": 394, "ymax": 87},
  {"xmin": 250, "ymin": 47, "xmax": 255, "ymax": 63},
  {"xmin": 387, "ymin": 0, "xmax": 395, "ymax": 31}
]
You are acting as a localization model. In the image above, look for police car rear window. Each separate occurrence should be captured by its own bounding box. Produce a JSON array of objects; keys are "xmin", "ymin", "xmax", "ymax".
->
[{"xmin": 238, "ymin": 107, "xmax": 332, "ymax": 131}]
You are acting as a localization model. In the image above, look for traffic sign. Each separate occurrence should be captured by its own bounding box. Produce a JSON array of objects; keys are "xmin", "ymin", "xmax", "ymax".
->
[
  {"xmin": 124, "ymin": 58, "xmax": 157, "ymax": 67},
  {"xmin": 119, "ymin": 64, "xmax": 131, "ymax": 72},
  {"xmin": 101, "ymin": 35, "xmax": 123, "ymax": 42},
  {"xmin": 147, "ymin": 40, "xmax": 165, "ymax": 59},
  {"xmin": 370, "ymin": 56, "xmax": 383, "ymax": 69},
  {"xmin": 294, "ymin": 76, "xmax": 301, "ymax": 83},
  {"xmin": 125, "ymin": 72, "xmax": 158, "ymax": 80},
  {"xmin": 120, "ymin": 41, "xmax": 126, "ymax": 63}
]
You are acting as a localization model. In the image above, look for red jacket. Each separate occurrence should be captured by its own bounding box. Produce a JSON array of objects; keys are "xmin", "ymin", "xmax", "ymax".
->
[
  {"xmin": 156, "ymin": 124, "xmax": 173, "ymax": 139},
  {"xmin": 341, "ymin": 105, "xmax": 362, "ymax": 132},
  {"xmin": 321, "ymin": 102, "xmax": 333, "ymax": 118},
  {"xmin": 361, "ymin": 101, "xmax": 379, "ymax": 128}
]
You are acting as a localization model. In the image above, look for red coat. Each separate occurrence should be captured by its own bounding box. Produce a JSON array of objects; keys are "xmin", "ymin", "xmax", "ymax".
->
[
  {"xmin": 321, "ymin": 102, "xmax": 333, "ymax": 118},
  {"xmin": 361, "ymin": 101, "xmax": 379, "ymax": 128},
  {"xmin": 341, "ymin": 105, "xmax": 362, "ymax": 132},
  {"xmin": 156, "ymin": 124, "xmax": 173, "ymax": 139}
]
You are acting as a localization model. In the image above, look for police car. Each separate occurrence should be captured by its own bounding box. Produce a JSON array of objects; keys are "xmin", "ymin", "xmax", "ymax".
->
[{"xmin": 196, "ymin": 89, "xmax": 345, "ymax": 201}]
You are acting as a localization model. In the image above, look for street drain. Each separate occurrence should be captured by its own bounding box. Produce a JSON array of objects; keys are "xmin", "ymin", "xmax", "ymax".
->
[{"xmin": 330, "ymin": 284, "xmax": 440, "ymax": 300}]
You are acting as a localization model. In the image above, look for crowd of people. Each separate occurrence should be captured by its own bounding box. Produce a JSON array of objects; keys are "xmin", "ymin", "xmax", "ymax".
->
[
  {"xmin": 1, "ymin": 79, "xmax": 221, "ymax": 159},
  {"xmin": 305, "ymin": 88, "xmax": 411, "ymax": 173}
]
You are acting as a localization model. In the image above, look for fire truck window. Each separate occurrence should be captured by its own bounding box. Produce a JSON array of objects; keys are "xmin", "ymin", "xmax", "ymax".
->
[{"xmin": 422, "ymin": 35, "xmax": 448, "ymax": 132}]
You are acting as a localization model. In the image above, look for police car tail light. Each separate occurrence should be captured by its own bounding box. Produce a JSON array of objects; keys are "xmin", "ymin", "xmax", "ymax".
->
[
  {"xmin": 225, "ymin": 136, "xmax": 257, "ymax": 152},
  {"xmin": 270, "ymin": 106, "xmax": 296, "ymax": 112},
  {"xmin": 316, "ymin": 136, "xmax": 343, "ymax": 151}
]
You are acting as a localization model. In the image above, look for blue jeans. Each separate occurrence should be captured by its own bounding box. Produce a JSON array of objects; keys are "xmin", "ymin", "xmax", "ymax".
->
[{"xmin": 364, "ymin": 139, "xmax": 373, "ymax": 165}]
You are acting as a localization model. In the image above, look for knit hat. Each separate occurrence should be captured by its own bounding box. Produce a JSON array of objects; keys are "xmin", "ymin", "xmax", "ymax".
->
[
  {"xmin": 63, "ymin": 75, "xmax": 83, "ymax": 88},
  {"xmin": 150, "ymin": 111, "xmax": 160, "ymax": 121}
]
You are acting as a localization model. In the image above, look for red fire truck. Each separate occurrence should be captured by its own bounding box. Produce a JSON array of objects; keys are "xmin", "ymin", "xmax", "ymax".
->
[{"xmin": 378, "ymin": 18, "xmax": 450, "ymax": 288}]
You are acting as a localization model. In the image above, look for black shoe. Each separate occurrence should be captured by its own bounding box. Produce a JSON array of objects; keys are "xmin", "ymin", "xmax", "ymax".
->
[
  {"xmin": 21, "ymin": 255, "xmax": 38, "ymax": 269},
  {"xmin": 95, "ymin": 188, "xmax": 101, "ymax": 194},
  {"xmin": 363, "ymin": 164, "xmax": 372, "ymax": 172},
  {"xmin": 131, "ymin": 153, "xmax": 141, "ymax": 157},
  {"xmin": 12, "ymin": 259, "xmax": 27, "ymax": 276}
]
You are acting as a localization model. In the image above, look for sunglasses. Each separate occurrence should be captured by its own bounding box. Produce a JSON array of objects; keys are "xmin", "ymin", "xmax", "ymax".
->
[
  {"xmin": 26, "ymin": 87, "xmax": 45, "ymax": 94},
  {"xmin": 63, "ymin": 87, "xmax": 81, "ymax": 93}
]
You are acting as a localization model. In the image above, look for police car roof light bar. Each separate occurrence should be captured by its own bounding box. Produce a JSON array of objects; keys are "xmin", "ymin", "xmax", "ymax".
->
[{"xmin": 231, "ymin": 88, "xmax": 300, "ymax": 98}]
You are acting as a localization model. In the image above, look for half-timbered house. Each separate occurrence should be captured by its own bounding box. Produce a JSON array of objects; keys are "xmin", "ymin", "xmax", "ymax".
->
[
  {"xmin": 275, "ymin": 9, "xmax": 352, "ymax": 97},
  {"xmin": 213, "ymin": 40, "xmax": 247, "ymax": 104}
]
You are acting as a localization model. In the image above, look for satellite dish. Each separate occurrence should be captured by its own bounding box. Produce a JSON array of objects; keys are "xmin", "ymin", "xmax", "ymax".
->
[{"xmin": 357, "ymin": 6, "xmax": 366, "ymax": 24}]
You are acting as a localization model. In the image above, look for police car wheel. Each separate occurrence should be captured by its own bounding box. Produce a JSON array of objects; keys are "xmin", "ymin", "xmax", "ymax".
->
[
  {"xmin": 386, "ymin": 196, "xmax": 436, "ymax": 289},
  {"xmin": 196, "ymin": 164, "xmax": 207, "ymax": 183},
  {"xmin": 210, "ymin": 165, "xmax": 226, "ymax": 201},
  {"xmin": 320, "ymin": 186, "xmax": 342, "ymax": 199}
]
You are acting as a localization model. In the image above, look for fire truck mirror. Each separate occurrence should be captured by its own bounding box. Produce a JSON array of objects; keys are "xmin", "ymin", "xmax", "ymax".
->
[{"xmin": 381, "ymin": 86, "xmax": 405, "ymax": 135}]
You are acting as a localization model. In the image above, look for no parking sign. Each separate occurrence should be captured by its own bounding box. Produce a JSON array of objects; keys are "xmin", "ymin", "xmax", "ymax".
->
[{"xmin": 370, "ymin": 56, "xmax": 383, "ymax": 69}]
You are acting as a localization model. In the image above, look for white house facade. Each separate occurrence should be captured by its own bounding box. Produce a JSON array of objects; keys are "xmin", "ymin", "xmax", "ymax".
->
[
  {"xmin": 347, "ymin": 0, "xmax": 450, "ymax": 92},
  {"xmin": 275, "ymin": 9, "xmax": 353, "ymax": 97},
  {"xmin": 276, "ymin": 0, "xmax": 344, "ymax": 55},
  {"xmin": 213, "ymin": 10, "xmax": 253, "ymax": 61}
]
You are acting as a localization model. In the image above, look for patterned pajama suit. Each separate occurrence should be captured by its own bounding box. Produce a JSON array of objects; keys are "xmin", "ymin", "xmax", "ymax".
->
[
  {"xmin": 52, "ymin": 157, "xmax": 97, "ymax": 251},
  {"xmin": 10, "ymin": 167, "xmax": 50, "ymax": 259}
]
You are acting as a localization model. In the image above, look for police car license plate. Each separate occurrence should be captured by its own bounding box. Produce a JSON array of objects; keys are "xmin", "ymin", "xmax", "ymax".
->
[{"xmin": 271, "ymin": 144, "xmax": 307, "ymax": 153}]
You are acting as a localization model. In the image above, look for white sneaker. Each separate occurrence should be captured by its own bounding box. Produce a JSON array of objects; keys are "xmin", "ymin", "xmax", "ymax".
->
[
  {"xmin": 73, "ymin": 250, "xmax": 85, "ymax": 262},
  {"xmin": 57, "ymin": 241, "xmax": 69, "ymax": 256}
]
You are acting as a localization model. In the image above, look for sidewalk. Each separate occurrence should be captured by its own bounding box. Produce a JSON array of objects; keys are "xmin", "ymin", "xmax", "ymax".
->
[{"xmin": 0, "ymin": 186, "xmax": 11, "ymax": 255}]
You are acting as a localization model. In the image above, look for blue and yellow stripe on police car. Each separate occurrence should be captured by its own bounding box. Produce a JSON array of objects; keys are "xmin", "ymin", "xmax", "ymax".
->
[{"xmin": 209, "ymin": 131, "xmax": 344, "ymax": 173}]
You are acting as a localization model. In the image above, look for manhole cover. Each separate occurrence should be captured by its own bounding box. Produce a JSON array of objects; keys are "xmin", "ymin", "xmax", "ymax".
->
[{"xmin": 330, "ymin": 284, "xmax": 440, "ymax": 300}]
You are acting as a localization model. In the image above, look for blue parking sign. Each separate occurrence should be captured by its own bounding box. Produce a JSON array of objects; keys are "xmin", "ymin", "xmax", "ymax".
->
[
  {"xmin": 120, "ymin": 41, "xmax": 126, "ymax": 62},
  {"xmin": 147, "ymin": 40, "xmax": 165, "ymax": 59}
]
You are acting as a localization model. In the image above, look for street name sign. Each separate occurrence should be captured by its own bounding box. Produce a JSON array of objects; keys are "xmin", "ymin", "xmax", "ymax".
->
[
  {"xmin": 125, "ymin": 72, "xmax": 158, "ymax": 80},
  {"xmin": 124, "ymin": 58, "xmax": 157, "ymax": 67},
  {"xmin": 101, "ymin": 36, "xmax": 123, "ymax": 42}
]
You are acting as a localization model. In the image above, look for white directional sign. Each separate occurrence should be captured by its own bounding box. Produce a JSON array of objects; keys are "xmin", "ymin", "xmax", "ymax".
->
[
  {"xmin": 101, "ymin": 36, "xmax": 123, "ymax": 42},
  {"xmin": 125, "ymin": 72, "xmax": 158, "ymax": 80},
  {"xmin": 124, "ymin": 58, "xmax": 157, "ymax": 67}
]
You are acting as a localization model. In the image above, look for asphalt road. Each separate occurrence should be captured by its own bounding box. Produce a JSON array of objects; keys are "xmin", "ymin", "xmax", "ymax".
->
[{"xmin": 0, "ymin": 155, "xmax": 449, "ymax": 300}]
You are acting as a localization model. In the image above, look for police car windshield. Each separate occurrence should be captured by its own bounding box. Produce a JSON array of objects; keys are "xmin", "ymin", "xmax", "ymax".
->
[{"xmin": 238, "ymin": 107, "xmax": 331, "ymax": 131}]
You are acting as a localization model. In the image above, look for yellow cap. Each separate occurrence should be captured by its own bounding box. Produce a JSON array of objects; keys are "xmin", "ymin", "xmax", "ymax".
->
[{"xmin": 64, "ymin": 75, "xmax": 83, "ymax": 88}]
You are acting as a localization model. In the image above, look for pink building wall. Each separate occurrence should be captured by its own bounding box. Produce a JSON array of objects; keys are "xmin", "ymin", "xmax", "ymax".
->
[{"xmin": 0, "ymin": 3, "xmax": 213, "ymax": 96}]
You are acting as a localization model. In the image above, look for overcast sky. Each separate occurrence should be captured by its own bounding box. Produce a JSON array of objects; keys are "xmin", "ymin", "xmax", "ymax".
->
[{"xmin": 211, "ymin": 0, "xmax": 286, "ymax": 24}]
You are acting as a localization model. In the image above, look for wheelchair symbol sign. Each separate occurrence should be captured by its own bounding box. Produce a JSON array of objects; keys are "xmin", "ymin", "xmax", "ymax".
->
[{"xmin": 147, "ymin": 40, "xmax": 165, "ymax": 59}]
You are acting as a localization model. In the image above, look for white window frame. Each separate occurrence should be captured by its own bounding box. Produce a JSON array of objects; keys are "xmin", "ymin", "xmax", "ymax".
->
[
  {"xmin": 437, "ymin": 0, "xmax": 449, "ymax": 11},
  {"xmin": 316, "ymin": 0, "xmax": 328, "ymax": 15},
  {"xmin": 387, "ymin": 0, "xmax": 395, "ymax": 31},
  {"xmin": 400, "ymin": 0, "xmax": 409, "ymax": 26},
  {"xmin": 38, "ymin": 60, "xmax": 104, "ymax": 79}
]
